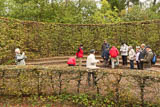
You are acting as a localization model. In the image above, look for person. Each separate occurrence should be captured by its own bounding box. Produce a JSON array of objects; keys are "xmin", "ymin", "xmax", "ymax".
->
[
  {"xmin": 86, "ymin": 49, "xmax": 100, "ymax": 86},
  {"xmin": 140, "ymin": 46, "xmax": 153, "ymax": 69},
  {"xmin": 67, "ymin": 57, "xmax": 76, "ymax": 66},
  {"xmin": 76, "ymin": 44, "xmax": 83, "ymax": 66},
  {"xmin": 101, "ymin": 40, "xmax": 110, "ymax": 67},
  {"xmin": 128, "ymin": 46, "xmax": 136, "ymax": 69},
  {"xmin": 103, "ymin": 48, "xmax": 110, "ymax": 67},
  {"xmin": 15, "ymin": 48, "xmax": 27, "ymax": 65},
  {"xmin": 109, "ymin": 46, "xmax": 119, "ymax": 69},
  {"xmin": 120, "ymin": 43, "xmax": 128, "ymax": 66},
  {"xmin": 136, "ymin": 46, "xmax": 141, "ymax": 69},
  {"xmin": 139, "ymin": 44, "xmax": 147, "ymax": 70}
]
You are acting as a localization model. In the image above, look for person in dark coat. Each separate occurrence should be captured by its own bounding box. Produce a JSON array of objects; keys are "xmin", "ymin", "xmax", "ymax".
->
[
  {"xmin": 139, "ymin": 44, "xmax": 147, "ymax": 70},
  {"xmin": 101, "ymin": 40, "xmax": 110, "ymax": 67},
  {"xmin": 140, "ymin": 46, "xmax": 153, "ymax": 69}
]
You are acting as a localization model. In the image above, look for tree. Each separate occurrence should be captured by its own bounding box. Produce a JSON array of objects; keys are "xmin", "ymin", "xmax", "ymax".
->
[
  {"xmin": 90, "ymin": 0, "xmax": 121, "ymax": 24},
  {"xmin": 0, "ymin": 0, "xmax": 6, "ymax": 16}
]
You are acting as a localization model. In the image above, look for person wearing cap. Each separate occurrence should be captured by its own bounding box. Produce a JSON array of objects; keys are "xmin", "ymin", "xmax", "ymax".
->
[
  {"xmin": 86, "ymin": 49, "xmax": 100, "ymax": 69},
  {"xmin": 136, "ymin": 46, "xmax": 141, "ymax": 69},
  {"xmin": 15, "ymin": 48, "xmax": 27, "ymax": 65},
  {"xmin": 76, "ymin": 44, "xmax": 83, "ymax": 66},
  {"xmin": 128, "ymin": 46, "xmax": 136, "ymax": 69},
  {"xmin": 109, "ymin": 46, "xmax": 119, "ymax": 69},
  {"xmin": 140, "ymin": 46, "xmax": 153, "ymax": 69},
  {"xmin": 86, "ymin": 49, "xmax": 100, "ymax": 86},
  {"xmin": 139, "ymin": 44, "xmax": 147, "ymax": 70}
]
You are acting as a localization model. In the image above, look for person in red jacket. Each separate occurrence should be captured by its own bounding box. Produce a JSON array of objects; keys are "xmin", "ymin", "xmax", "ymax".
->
[
  {"xmin": 109, "ymin": 46, "xmax": 119, "ymax": 68},
  {"xmin": 76, "ymin": 44, "xmax": 83, "ymax": 66},
  {"xmin": 67, "ymin": 57, "xmax": 76, "ymax": 66}
]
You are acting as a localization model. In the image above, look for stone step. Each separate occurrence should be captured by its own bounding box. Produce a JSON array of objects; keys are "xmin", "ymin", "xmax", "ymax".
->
[
  {"xmin": 26, "ymin": 60, "xmax": 160, "ymax": 68},
  {"xmin": 27, "ymin": 55, "xmax": 160, "ymax": 63}
]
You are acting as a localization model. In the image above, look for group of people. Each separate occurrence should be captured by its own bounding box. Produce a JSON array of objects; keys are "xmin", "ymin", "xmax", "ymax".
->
[
  {"xmin": 14, "ymin": 41, "xmax": 154, "ymax": 71},
  {"xmin": 15, "ymin": 43, "xmax": 155, "ymax": 87},
  {"xmin": 67, "ymin": 40, "xmax": 155, "ymax": 71},
  {"xmin": 100, "ymin": 40, "xmax": 154, "ymax": 70}
]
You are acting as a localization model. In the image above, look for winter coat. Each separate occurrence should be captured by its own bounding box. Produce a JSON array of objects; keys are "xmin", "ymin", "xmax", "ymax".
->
[
  {"xmin": 120, "ymin": 44, "xmax": 128, "ymax": 56},
  {"xmin": 139, "ymin": 48, "xmax": 147, "ymax": 60},
  {"xmin": 15, "ymin": 53, "xmax": 26, "ymax": 65},
  {"xmin": 101, "ymin": 43, "xmax": 110, "ymax": 57},
  {"xmin": 109, "ymin": 46, "xmax": 119, "ymax": 58},
  {"xmin": 143, "ymin": 50, "xmax": 153, "ymax": 68},
  {"xmin": 76, "ymin": 48, "xmax": 83, "ymax": 58},
  {"xmin": 102, "ymin": 49, "xmax": 110, "ymax": 60},
  {"xmin": 129, "ymin": 49, "xmax": 136, "ymax": 60},
  {"xmin": 86, "ymin": 54, "xmax": 99, "ymax": 69},
  {"xmin": 67, "ymin": 57, "xmax": 76, "ymax": 66}
]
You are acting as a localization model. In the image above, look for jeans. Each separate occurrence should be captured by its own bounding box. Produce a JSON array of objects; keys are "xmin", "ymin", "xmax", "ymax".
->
[
  {"xmin": 130, "ymin": 60, "xmax": 134, "ymax": 69},
  {"xmin": 122, "ymin": 56, "xmax": 127, "ymax": 65},
  {"xmin": 140, "ymin": 61, "xmax": 144, "ymax": 70},
  {"xmin": 104, "ymin": 58, "xmax": 109, "ymax": 67},
  {"xmin": 88, "ymin": 72, "xmax": 97, "ymax": 86},
  {"xmin": 136, "ymin": 61, "xmax": 140, "ymax": 69}
]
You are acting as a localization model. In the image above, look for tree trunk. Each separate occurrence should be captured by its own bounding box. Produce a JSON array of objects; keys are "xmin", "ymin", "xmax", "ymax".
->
[{"xmin": 153, "ymin": 0, "xmax": 157, "ymax": 6}]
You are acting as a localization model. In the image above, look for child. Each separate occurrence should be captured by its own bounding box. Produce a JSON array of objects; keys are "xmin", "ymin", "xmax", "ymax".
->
[
  {"xmin": 15, "ymin": 48, "xmax": 27, "ymax": 65},
  {"xmin": 136, "ymin": 46, "xmax": 141, "ymax": 69}
]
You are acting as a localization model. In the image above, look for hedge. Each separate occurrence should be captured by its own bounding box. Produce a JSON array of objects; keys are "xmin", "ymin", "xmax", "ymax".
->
[
  {"xmin": 0, "ymin": 17, "xmax": 160, "ymax": 64},
  {"xmin": 0, "ymin": 65, "xmax": 160, "ymax": 106}
]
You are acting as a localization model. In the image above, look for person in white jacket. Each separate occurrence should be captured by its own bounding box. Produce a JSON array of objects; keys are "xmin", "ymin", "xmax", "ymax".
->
[
  {"xmin": 86, "ymin": 49, "xmax": 99, "ymax": 69},
  {"xmin": 120, "ymin": 43, "xmax": 128, "ymax": 66},
  {"xmin": 15, "ymin": 48, "xmax": 27, "ymax": 65},
  {"xmin": 86, "ymin": 49, "xmax": 99, "ymax": 86},
  {"xmin": 128, "ymin": 46, "xmax": 136, "ymax": 69}
]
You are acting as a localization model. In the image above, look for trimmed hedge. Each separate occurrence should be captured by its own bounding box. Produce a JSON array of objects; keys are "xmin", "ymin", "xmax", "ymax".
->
[
  {"xmin": 0, "ymin": 17, "xmax": 160, "ymax": 63},
  {"xmin": 0, "ymin": 65, "xmax": 160, "ymax": 106}
]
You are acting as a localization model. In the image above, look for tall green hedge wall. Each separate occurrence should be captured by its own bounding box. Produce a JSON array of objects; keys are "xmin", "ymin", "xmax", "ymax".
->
[{"xmin": 0, "ymin": 17, "xmax": 160, "ymax": 63}]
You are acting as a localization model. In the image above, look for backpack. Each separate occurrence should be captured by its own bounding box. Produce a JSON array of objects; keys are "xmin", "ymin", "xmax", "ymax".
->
[{"xmin": 151, "ymin": 53, "xmax": 157, "ymax": 64}]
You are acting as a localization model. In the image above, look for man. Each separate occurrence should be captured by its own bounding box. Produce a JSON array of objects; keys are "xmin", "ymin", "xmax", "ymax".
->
[
  {"xmin": 86, "ymin": 49, "xmax": 99, "ymax": 86},
  {"xmin": 140, "ymin": 46, "xmax": 153, "ymax": 69},
  {"xmin": 109, "ymin": 46, "xmax": 119, "ymax": 69},
  {"xmin": 15, "ymin": 48, "xmax": 27, "ymax": 65},
  {"xmin": 101, "ymin": 40, "xmax": 110, "ymax": 67},
  {"xmin": 139, "ymin": 44, "xmax": 147, "ymax": 70}
]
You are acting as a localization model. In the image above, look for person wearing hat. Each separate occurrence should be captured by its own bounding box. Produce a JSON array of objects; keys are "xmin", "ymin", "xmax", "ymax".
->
[
  {"xmin": 140, "ymin": 46, "xmax": 153, "ymax": 69},
  {"xmin": 86, "ymin": 49, "xmax": 99, "ymax": 69},
  {"xmin": 15, "ymin": 48, "xmax": 27, "ymax": 65},
  {"xmin": 86, "ymin": 49, "xmax": 100, "ymax": 86},
  {"xmin": 136, "ymin": 46, "xmax": 141, "ymax": 69}
]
